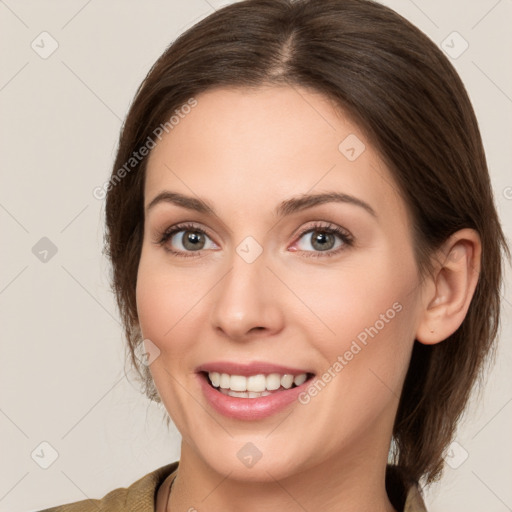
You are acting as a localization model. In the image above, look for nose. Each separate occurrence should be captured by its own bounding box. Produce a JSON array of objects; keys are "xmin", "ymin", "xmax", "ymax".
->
[{"xmin": 209, "ymin": 247, "xmax": 285, "ymax": 342}]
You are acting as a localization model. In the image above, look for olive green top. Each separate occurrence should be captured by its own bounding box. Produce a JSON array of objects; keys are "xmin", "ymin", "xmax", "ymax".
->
[{"xmin": 38, "ymin": 460, "xmax": 427, "ymax": 511}]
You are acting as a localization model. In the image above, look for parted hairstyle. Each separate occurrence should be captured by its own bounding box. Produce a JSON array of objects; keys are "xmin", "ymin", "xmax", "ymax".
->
[{"xmin": 103, "ymin": 0, "xmax": 510, "ymax": 488}]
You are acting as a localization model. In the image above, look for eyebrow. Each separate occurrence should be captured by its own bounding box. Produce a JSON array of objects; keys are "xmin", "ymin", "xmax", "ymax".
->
[{"xmin": 145, "ymin": 190, "xmax": 377, "ymax": 219}]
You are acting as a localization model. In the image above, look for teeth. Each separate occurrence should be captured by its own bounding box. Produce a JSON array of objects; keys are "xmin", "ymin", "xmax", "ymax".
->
[
  {"xmin": 281, "ymin": 374, "xmax": 294, "ymax": 389},
  {"xmin": 218, "ymin": 373, "xmax": 230, "ymax": 389},
  {"xmin": 219, "ymin": 388, "xmax": 273, "ymax": 399},
  {"xmin": 207, "ymin": 371, "xmax": 309, "ymax": 393},
  {"xmin": 293, "ymin": 373, "xmax": 307, "ymax": 386},
  {"xmin": 266, "ymin": 373, "xmax": 282, "ymax": 391}
]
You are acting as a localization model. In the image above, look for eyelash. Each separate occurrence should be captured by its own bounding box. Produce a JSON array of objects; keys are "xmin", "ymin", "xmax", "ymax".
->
[{"xmin": 153, "ymin": 221, "xmax": 354, "ymax": 259}]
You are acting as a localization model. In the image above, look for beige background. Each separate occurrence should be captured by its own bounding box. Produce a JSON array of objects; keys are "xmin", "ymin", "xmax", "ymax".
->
[{"xmin": 0, "ymin": 1, "xmax": 511, "ymax": 511}]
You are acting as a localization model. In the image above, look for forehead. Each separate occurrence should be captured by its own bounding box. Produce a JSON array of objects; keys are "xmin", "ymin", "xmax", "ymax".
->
[{"xmin": 144, "ymin": 85, "xmax": 409, "ymax": 229}]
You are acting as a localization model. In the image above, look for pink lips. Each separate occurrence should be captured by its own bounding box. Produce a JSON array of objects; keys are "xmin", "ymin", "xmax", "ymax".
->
[{"xmin": 196, "ymin": 361, "xmax": 315, "ymax": 421}]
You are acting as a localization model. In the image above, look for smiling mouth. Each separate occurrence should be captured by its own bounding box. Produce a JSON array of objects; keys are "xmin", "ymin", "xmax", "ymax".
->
[{"xmin": 201, "ymin": 371, "xmax": 316, "ymax": 399}]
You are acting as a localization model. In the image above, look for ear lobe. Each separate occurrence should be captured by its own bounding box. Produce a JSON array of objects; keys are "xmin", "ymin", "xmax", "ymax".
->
[{"xmin": 415, "ymin": 228, "xmax": 481, "ymax": 345}]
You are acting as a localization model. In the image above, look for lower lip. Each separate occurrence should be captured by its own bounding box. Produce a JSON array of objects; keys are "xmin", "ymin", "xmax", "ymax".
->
[{"xmin": 197, "ymin": 372, "xmax": 313, "ymax": 421}]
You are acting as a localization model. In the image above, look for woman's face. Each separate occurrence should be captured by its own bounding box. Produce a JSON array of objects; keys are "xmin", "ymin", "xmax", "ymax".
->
[{"xmin": 136, "ymin": 85, "xmax": 427, "ymax": 481}]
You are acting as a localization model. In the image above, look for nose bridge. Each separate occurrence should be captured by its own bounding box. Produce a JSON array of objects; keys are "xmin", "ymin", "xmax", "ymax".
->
[{"xmin": 209, "ymin": 237, "xmax": 283, "ymax": 339}]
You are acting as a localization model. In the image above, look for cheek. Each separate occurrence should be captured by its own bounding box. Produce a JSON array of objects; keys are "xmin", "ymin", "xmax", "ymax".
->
[
  {"xmin": 294, "ymin": 252, "xmax": 412, "ymax": 334},
  {"xmin": 135, "ymin": 251, "xmax": 208, "ymax": 357},
  {"xmin": 136, "ymin": 258, "xmax": 168, "ymax": 340},
  {"xmin": 335, "ymin": 262, "xmax": 419, "ymax": 391},
  {"xmin": 298, "ymin": 245, "xmax": 419, "ymax": 377}
]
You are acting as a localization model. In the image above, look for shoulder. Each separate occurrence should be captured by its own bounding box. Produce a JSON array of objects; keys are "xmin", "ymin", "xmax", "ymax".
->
[
  {"xmin": 38, "ymin": 461, "xmax": 179, "ymax": 512},
  {"xmin": 40, "ymin": 461, "xmax": 427, "ymax": 511},
  {"xmin": 404, "ymin": 484, "xmax": 428, "ymax": 512},
  {"xmin": 386, "ymin": 465, "xmax": 428, "ymax": 512}
]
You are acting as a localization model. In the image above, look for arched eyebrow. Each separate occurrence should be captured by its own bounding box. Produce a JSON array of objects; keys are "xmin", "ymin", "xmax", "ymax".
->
[
  {"xmin": 145, "ymin": 191, "xmax": 377, "ymax": 219},
  {"xmin": 276, "ymin": 192, "xmax": 376, "ymax": 218}
]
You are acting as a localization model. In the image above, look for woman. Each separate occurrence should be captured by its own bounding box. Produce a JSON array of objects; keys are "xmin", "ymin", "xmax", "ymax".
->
[{"xmin": 41, "ymin": 0, "xmax": 509, "ymax": 510}]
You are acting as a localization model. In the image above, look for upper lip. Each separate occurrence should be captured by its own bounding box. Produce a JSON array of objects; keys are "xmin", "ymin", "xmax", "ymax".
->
[{"xmin": 196, "ymin": 361, "xmax": 314, "ymax": 376}]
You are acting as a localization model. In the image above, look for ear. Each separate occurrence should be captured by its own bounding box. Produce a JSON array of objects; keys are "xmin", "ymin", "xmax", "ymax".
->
[{"xmin": 415, "ymin": 228, "xmax": 482, "ymax": 345}]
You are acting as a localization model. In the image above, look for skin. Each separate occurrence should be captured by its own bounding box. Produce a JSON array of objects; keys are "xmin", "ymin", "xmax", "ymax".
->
[{"xmin": 135, "ymin": 85, "xmax": 481, "ymax": 512}]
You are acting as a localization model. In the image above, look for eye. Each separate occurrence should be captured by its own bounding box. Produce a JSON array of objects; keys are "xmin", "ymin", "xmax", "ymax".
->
[
  {"xmin": 292, "ymin": 222, "xmax": 353, "ymax": 258},
  {"xmin": 153, "ymin": 222, "xmax": 217, "ymax": 258},
  {"xmin": 153, "ymin": 221, "xmax": 354, "ymax": 259}
]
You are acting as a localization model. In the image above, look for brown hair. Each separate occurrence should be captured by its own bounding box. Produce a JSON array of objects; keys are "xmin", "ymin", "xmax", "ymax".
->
[{"xmin": 103, "ymin": 0, "xmax": 510, "ymax": 486}]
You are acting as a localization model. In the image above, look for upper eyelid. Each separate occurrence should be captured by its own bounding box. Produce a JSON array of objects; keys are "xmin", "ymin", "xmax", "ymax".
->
[{"xmin": 163, "ymin": 220, "xmax": 351, "ymax": 246}]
